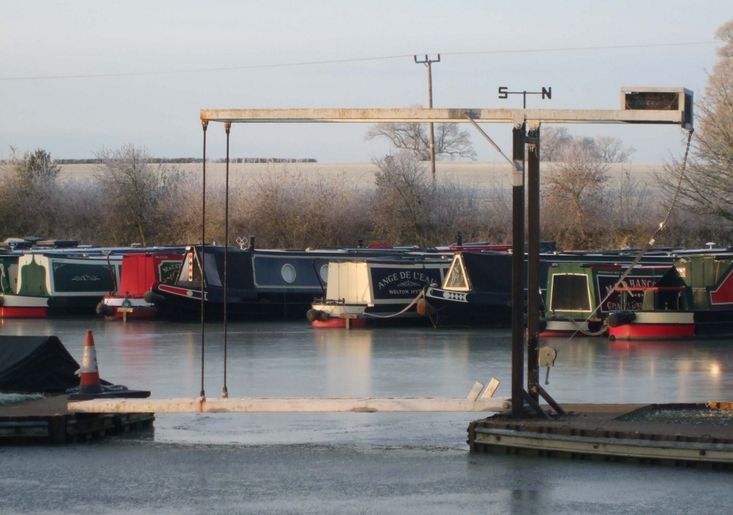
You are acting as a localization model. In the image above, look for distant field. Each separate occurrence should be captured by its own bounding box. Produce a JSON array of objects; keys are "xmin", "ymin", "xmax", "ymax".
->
[{"xmin": 50, "ymin": 161, "xmax": 667, "ymax": 191}]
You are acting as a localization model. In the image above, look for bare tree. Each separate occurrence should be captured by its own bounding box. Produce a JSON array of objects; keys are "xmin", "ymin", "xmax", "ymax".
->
[
  {"xmin": 602, "ymin": 171, "xmax": 655, "ymax": 248},
  {"xmin": 54, "ymin": 181, "xmax": 107, "ymax": 244},
  {"xmin": 371, "ymin": 152, "xmax": 436, "ymax": 245},
  {"xmin": 541, "ymin": 127, "xmax": 634, "ymax": 163},
  {"xmin": 539, "ymin": 127, "xmax": 573, "ymax": 162},
  {"xmin": 15, "ymin": 148, "xmax": 61, "ymax": 188},
  {"xmin": 96, "ymin": 145, "xmax": 189, "ymax": 246},
  {"xmin": 428, "ymin": 182, "xmax": 510, "ymax": 244},
  {"xmin": 542, "ymin": 142, "xmax": 610, "ymax": 248},
  {"xmin": 366, "ymin": 123, "xmax": 476, "ymax": 160},
  {"xmin": 235, "ymin": 170, "xmax": 372, "ymax": 249},
  {"xmin": 659, "ymin": 20, "xmax": 733, "ymax": 229},
  {"xmin": 595, "ymin": 136, "xmax": 635, "ymax": 163},
  {"xmin": 0, "ymin": 149, "xmax": 62, "ymax": 237}
]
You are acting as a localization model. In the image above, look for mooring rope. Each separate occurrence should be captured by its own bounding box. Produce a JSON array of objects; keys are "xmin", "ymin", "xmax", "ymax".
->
[
  {"xmin": 362, "ymin": 290, "xmax": 427, "ymax": 319},
  {"xmin": 552, "ymin": 315, "xmax": 609, "ymax": 337}
]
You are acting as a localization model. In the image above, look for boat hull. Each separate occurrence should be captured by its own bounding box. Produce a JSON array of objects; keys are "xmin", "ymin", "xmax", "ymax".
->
[
  {"xmin": 0, "ymin": 303, "xmax": 48, "ymax": 318},
  {"xmin": 99, "ymin": 296, "xmax": 158, "ymax": 319},
  {"xmin": 539, "ymin": 318, "xmax": 606, "ymax": 337},
  {"xmin": 311, "ymin": 317, "xmax": 368, "ymax": 329},
  {"xmin": 609, "ymin": 310, "xmax": 733, "ymax": 340},
  {"xmin": 0, "ymin": 294, "xmax": 49, "ymax": 318},
  {"xmin": 424, "ymin": 287, "xmax": 511, "ymax": 326},
  {"xmin": 152, "ymin": 282, "xmax": 314, "ymax": 321}
]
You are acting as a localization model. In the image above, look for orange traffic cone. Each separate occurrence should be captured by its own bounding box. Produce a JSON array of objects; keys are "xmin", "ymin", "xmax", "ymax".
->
[{"xmin": 78, "ymin": 330, "xmax": 102, "ymax": 394}]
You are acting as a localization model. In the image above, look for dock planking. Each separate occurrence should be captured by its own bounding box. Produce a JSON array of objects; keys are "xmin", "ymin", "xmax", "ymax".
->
[
  {"xmin": 0, "ymin": 395, "xmax": 153, "ymax": 444},
  {"xmin": 468, "ymin": 402, "xmax": 733, "ymax": 469}
]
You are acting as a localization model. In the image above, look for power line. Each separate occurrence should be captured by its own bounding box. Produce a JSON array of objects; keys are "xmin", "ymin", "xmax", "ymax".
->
[
  {"xmin": 0, "ymin": 40, "xmax": 715, "ymax": 82},
  {"xmin": 441, "ymin": 40, "xmax": 715, "ymax": 57}
]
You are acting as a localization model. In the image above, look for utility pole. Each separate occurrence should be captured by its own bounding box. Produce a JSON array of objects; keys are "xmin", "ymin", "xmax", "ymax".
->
[{"xmin": 414, "ymin": 54, "xmax": 440, "ymax": 183}]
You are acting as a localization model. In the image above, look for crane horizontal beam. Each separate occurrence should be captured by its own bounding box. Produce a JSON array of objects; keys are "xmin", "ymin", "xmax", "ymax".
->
[{"xmin": 200, "ymin": 107, "xmax": 685, "ymax": 125}]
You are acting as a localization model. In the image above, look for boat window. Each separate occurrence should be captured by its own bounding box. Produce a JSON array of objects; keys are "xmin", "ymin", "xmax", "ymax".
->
[
  {"xmin": 205, "ymin": 254, "xmax": 222, "ymax": 287},
  {"xmin": 550, "ymin": 274, "xmax": 591, "ymax": 312},
  {"xmin": 319, "ymin": 263, "xmax": 329, "ymax": 284},
  {"xmin": 281, "ymin": 263, "xmax": 297, "ymax": 284},
  {"xmin": 444, "ymin": 257, "xmax": 468, "ymax": 290}
]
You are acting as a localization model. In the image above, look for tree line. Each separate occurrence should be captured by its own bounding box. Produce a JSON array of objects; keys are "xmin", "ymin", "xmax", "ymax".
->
[{"xmin": 0, "ymin": 143, "xmax": 729, "ymax": 251}]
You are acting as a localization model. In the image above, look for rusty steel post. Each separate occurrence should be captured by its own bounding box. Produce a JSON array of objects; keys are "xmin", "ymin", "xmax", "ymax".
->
[
  {"xmin": 199, "ymin": 119, "xmax": 208, "ymax": 400},
  {"xmin": 511, "ymin": 123, "xmax": 526, "ymax": 417},
  {"xmin": 526, "ymin": 124, "xmax": 541, "ymax": 402},
  {"xmin": 222, "ymin": 122, "xmax": 231, "ymax": 399}
]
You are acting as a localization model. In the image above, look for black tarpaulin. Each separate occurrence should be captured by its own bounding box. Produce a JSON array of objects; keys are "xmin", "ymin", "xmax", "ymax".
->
[{"xmin": 0, "ymin": 336, "xmax": 80, "ymax": 393}]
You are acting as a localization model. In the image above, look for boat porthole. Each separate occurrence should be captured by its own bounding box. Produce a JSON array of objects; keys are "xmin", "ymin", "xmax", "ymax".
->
[
  {"xmin": 281, "ymin": 263, "xmax": 297, "ymax": 284},
  {"xmin": 319, "ymin": 264, "xmax": 329, "ymax": 283}
]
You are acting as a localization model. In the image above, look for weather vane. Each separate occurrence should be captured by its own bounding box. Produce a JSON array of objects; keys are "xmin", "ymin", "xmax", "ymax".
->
[{"xmin": 498, "ymin": 86, "xmax": 552, "ymax": 108}]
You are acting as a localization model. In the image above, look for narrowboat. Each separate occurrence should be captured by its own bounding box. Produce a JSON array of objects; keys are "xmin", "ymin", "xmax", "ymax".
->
[
  {"xmin": 423, "ymin": 252, "xmax": 517, "ymax": 326},
  {"xmin": 307, "ymin": 256, "xmax": 450, "ymax": 327},
  {"xmin": 0, "ymin": 253, "xmax": 120, "ymax": 317},
  {"xmin": 541, "ymin": 262, "xmax": 676, "ymax": 337},
  {"xmin": 97, "ymin": 252, "xmax": 183, "ymax": 319},
  {"xmin": 0, "ymin": 253, "xmax": 43, "ymax": 318},
  {"xmin": 145, "ymin": 245, "xmax": 436, "ymax": 321},
  {"xmin": 608, "ymin": 253, "xmax": 733, "ymax": 340},
  {"xmin": 422, "ymin": 250, "xmax": 672, "ymax": 328}
]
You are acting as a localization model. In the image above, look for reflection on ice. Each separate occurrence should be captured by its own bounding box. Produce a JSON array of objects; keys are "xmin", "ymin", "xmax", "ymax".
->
[{"xmin": 0, "ymin": 318, "xmax": 731, "ymax": 439}]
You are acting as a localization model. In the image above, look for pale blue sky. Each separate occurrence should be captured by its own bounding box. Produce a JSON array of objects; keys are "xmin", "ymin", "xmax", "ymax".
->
[{"xmin": 1, "ymin": 0, "xmax": 730, "ymax": 161}]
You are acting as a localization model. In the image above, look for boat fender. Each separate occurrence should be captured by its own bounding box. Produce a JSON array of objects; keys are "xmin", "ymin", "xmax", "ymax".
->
[
  {"xmin": 608, "ymin": 311, "xmax": 636, "ymax": 327},
  {"xmin": 143, "ymin": 290, "xmax": 165, "ymax": 304},
  {"xmin": 416, "ymin": 297, "xmax": 428, "ymax": 316},
  {"xmin": 95, "ymin": 301, "xmax": 114, "ymax": 316},
  {"xmin": 306, "ymin": 308, "xmax": 329, "ymax": 322}
]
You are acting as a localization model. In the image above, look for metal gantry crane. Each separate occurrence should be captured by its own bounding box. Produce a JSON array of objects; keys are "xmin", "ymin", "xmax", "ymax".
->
[{"xmin": 196, "ymin": 87, "xmax": 692, "ymax": 416}]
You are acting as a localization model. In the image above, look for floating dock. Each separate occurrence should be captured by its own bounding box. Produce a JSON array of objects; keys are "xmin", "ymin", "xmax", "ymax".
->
[
  {"xmin": 468, "ymin": 402, "xmax": 733, "ymax": 469},
  {"xmin": 0, "ymin": 395, "xmax": 154, "ymax": 444}
]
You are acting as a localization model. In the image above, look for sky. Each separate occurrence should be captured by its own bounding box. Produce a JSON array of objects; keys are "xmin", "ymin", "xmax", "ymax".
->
[{"xmin": 1, "ymin": 0, "xmax": 730, "ymax": 163}]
